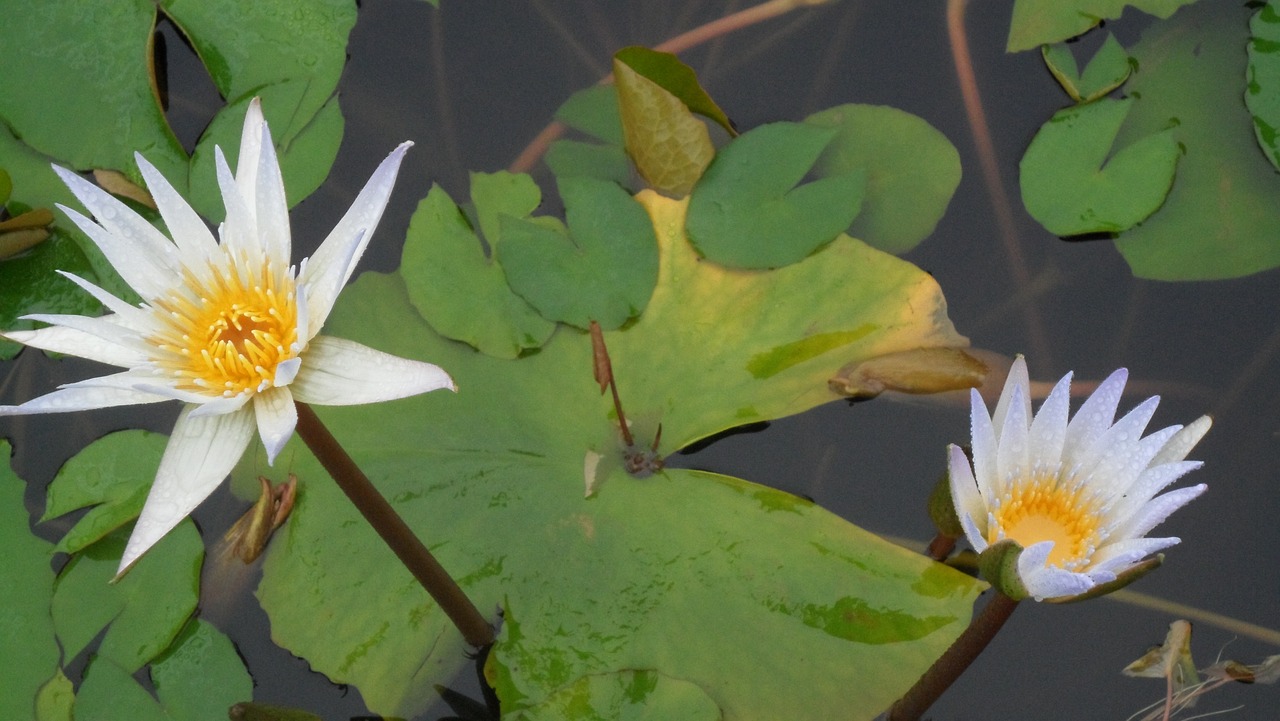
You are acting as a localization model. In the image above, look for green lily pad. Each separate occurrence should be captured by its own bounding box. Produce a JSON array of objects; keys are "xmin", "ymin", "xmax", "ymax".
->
[
  {"xmin": 43, "ymin": 430, "xmax": 168, "ymax": 553},
  {"xmin": 51, "ymin": 521, "xmax": 202, "ymax": 674},
  {"xmin": 501, "ymin": 669, "xmax": 721, "ymax": 721},
  {"xmin": 686, "ymin": 122, "xmax": 865, "ymax": 269},
  {"xmin": 805, "ymin": 104, "xmax": 961, "ymax": 254},
  {"xmin": 1020, "ymin": 97, "xmax": 1179, "ymax": 236},
  {"xmin": 0, "ymin": 441, "xmax": 59, "ymax": 721},
  {"xmin": 35, "ymin": 670, "xmax": 74, "ymax": 721},
  {"xmin": 75, "ymin": 621, "xmax": 250, "ymax": 721},
  {"xmin": 402, "ymin": 175, "xmax": 555, "ymax": 358},
  {"xmin": 253, "ymin": 192, "xmax": 979, "ymax": 719},
  {"xmin": 1248, "ymin": 0, "xmax": 1280, "ymax": 172},
  {"xmin": 498, "ymin": 176, "xmax": 658, "ymax": 330},
  {"xmin": 1042, "ymin": 34, "xmax": 1133, "ymax": 103},
  {"xmin": 1006, "ymin": 0, "xmax": 1199, "ymax": 52},
  {"xmin": 547, "ymin": 86, "xmax": 633, "ymax": 186},
  {"xmin": 1111, "ymin": 0, "xmax": 1280, "ymax": 279},
  {"xmin": 614, "ymin": 54, "xmax": 715, "ymax": 197}
]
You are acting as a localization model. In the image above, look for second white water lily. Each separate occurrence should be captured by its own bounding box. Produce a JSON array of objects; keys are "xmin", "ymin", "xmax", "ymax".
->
[
  {"xmin": 948, "ymin": 356, "xmax": 1209, "ymax": 601},
  {"xmin": 1, "ymin": 99, "xmax": 454, "ymax": 575}
]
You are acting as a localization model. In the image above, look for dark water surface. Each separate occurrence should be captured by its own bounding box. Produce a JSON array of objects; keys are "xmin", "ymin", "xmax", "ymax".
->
[{"xmin": 4, "ymin": 1, "xmax": 1278, "ymax": 719}]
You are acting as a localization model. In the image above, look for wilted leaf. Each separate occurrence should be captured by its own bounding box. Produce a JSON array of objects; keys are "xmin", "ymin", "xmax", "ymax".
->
[
  {"xmin": 1020, "ymin": 97, "xmax": 1178, "ymax": 236},
  {"xmin": 1123, "ymin": 620, "xmax": 1199, "ymax": 693},
  {"xmin": 613, "ymin": 55, "xmax": 714, "ymax": 197},
  {"xmin": 829, "ymin": 347, "xmax": 986, "ymax": 399},
  {"xmin": 613, "ymin": 46, "xmax": 735, "ymax": 135},
  {"xmin": 686, "ymin": 122, "xmax": 865, "ymax": 269}
]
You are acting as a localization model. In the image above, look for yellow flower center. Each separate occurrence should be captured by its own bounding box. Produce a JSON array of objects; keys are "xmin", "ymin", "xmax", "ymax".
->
[
  {"xmin": 990, "ymin": 471, "xmax": 1102, "ymax": 569},
  {"xmin": 150, "ymin": 260, "xmax": 300, "ymax": 397}
]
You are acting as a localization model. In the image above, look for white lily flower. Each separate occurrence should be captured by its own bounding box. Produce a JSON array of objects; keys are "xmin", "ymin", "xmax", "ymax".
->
[
  {"xmin": 948, "ymin": 356, "xmax": 1209, "ymax": 601},
  {"xmin": 1, "ymin": 99, "xmax": 455, "ymax": 575}
]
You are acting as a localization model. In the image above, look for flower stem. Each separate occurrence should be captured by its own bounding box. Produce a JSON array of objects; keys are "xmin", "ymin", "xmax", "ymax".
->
[
  {"xmin": 294, "ymin": 402, "xmax": 495, "ymax": 648},
  {"xmin": 887, "ymin": 591, "xmax": 1020, "ymax": 721}
]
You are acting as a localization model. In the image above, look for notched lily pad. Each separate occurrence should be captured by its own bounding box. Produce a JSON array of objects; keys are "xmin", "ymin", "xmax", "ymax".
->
[
  {"xmin": 547, "ymin": 86, "xmax": 632, "ymax": 185},
  {"xmin": 498, "ymin": 176, "xmax": 658, "ymax": 330},
  {"xmin": 1042, "ymin": 34, "xmax": 1133, "ymax": 103},
  {"xmin": 1020, "ymin": 97, "xmax": 1178, "ymax": 236},
  {"xmin": 1247, "ymin": 0, "xmax": 1280, "ymax": 172},
  {"xmin": 686, "ymin": 122, "xmax": 866, "ymax": 269},
  {"xmin": 1006, "ymin": 0, "xmax": 1200, "ymax": 52},
  {"xmin": 402, "ymin": 174, "xmax": 555, "ymax": 358}
]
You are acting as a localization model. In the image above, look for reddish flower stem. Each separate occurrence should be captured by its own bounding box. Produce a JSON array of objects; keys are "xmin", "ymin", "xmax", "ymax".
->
[{"xmin": 294, "ymin": 402, "xmax": 495, "ymax": 648}]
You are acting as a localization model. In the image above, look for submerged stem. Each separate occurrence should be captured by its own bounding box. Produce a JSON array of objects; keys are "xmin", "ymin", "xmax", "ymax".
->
[
  {"xmin": 887, "ymin": 591, "xmax": 1020, "ymax": 721},
  {"xmin": 294, "ymin": 402, "xmax": 495, "ymax": 648}
]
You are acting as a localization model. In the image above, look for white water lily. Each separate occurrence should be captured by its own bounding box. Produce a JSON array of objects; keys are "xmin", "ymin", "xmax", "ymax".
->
[
  {"xmin": 1, "ymin": 99, "xmax": 455, "ymax": 575},
  {"xmin": 948, "ymin": 356, "xmax": 1209, "ymax": 601}
]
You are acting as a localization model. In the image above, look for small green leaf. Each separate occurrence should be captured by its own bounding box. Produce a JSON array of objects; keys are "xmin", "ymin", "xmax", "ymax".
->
[
  {"xmin": 686, "ymin": 122, "xmax": 866, "ymax": 269},
  {"xmin": 74, "ymin": 657, "xmax": 167, "ymax": 721},
  {"xmin": 548, "ymin": 86, "xmax": 633, "ymax": 185},
  {"xmin": 499, "ymin": 176, "xmax": 657, "ymax": 330},
  {"xmin": 0, "ymin": 442, "xmax": 59, "ymax": 721},
  {"xmin": 613, "ymin": 55, "xmax": 714, "ymax": 197},
  {"xmin": 502, "ymin": 668, "xmax": 721, "ymax": 721},
  {"xmin": 557, "ymin": 85, "xmax": 625, "ymax": 146},
  {"xmin": 1020, "ymin": 97, "xmax": 1178, "ymax": 236},
  {"xmin": 51, "ymin": 521, "xmax": 201, "ymax": 673},
  {"xmin": 1006, "ymin": 0, "xmax": 1199, "ymax": 52},
  {"xmin": 613, "ymin": 46, "xmax": 735, "ymax": 135},
  {"xmin": 402, "ymin": 178, "xmax": 555, "ymax": 358},
  {"xmin": 806, "ymin": 104, "xmax": 960, "ymax": 254},
  {"xmin": 35, "ymin": 670, "xmax": 74, "ymax": 721},
  {"xmin": 151, "ymin": 619, "xmax": 254, "ymax": 721},
  {"xmin": 1042, "ymin": 34, "xmax": 1132, "ymax": 103},
  {"xmin": 43, "ymin": 430, "xmax": 167, "ymax": 553},
  {"xmin": 1248, "ymin": 0, "xmax": 1280, "ymax": 172}
]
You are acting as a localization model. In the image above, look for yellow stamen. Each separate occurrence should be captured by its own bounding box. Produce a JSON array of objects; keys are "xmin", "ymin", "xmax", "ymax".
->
[
  {"xmin": 150, "ymin": 259, "xmax": 299, "ymax": 397},
  {"xmin": 990, "ymin": 471, "xmax": 1102, "ymax": 569}
]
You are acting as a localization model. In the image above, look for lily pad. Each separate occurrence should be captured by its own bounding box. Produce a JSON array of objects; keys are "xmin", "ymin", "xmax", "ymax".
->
[
  {"xmin": 42, "ymin": 429, "xmax": 168, "ymax": 553},
  {"xmin": 1006, "ymin": 0, "xmax": 1200, "ymax": 52},
  {"xmin": 1020, "ymin": 97, "xmax": 1179, "ymax": 236},
  {"xmin": 686, "ymin": 122, "xmax": 866, "ymax": 269},
  {"xmin": 502, "ymin": 669, "xmax": 721, "ymax": 721},
  {"xmin": 401, "ymin": 175, "xmax": 555, "ymax": 358},
  {"xmin": 805, "ymin": 104, "xmax": 961, "ymax": 254},
  {"xmin": 0, "ymin": 441, "xmax": 59, "ymax": 721},
  {"xmin": 1042, "ymin": 34, "xmax": 1133, "ymax": 103},
  {"xmin": 1112, "ymin": 0, "xmax": 1280, "ymax": 279},
  {"xmin": 50, "ymin": 521, "xmax": 202, "ymax": 674},
  {"xmin": 1247, "ymin": 0, "xmax": 1280, "ymax": 172},
  {"xmin": 253, "ymin": 192, "xmax": 979, "ymax": 719},
  {"xmin": 547, "ymin": 86, "xmax": 633, "ymax": 186}
]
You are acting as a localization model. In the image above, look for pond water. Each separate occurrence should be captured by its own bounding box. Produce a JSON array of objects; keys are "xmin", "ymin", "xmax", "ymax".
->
[{"xmin": 4, "ymin": 1, "xmax": 1279, "ymax": 720}]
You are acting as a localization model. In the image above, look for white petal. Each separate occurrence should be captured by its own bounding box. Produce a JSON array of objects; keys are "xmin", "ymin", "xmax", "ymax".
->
[
  {"xmin": 1063, "ymin": 367, "xmax": 1127, "ymax": 461},
  {"xmin": 20, "ymin": 312, "xmax": 152, "ymax": 358},
  {"xmin": 274, "ymin": 356, "xmax": 302, "ymax": 387},
  {"xmin": 3, "ymin": 325, "xmax": 148, "ymax": 367},
  {"xmin": 301, "ymin": 142, "xmax": 412, "ymax": 332},
  {"xmin": 0, "ymin": 380, "xmax": 167, "ymax": 415},
  {"xmin": 117, "ymin": 405, "xmax": 255, "ymax": 576},
  {"xmin": 252, "ymin": 117, "xmax": 291, "ymax": 269},
  {"xmin": 1027, "ymin": 371, "xmax": 1071, "ymax": 467},
  {"xmin": 253, "ymin": 386, "xmax": 297, "ymax": 464},
  {"xmin": 1110, "ymin": 484, "xmax": 1207, "ymax": 542},
  {"xmin": 215, "ymin": 146, "xmax": 256, "ymax": 261},
  {"xmin": 947, "ymin": 444, "xmax": 986, "ymax": 543},
  {"xmin": 969, "ymin": 389, "xmax": 999, "ymax": 497},
  {"xmin": 235, "ymin": 98, "xmax": 267, "ymax": 202},
  {"xmin": 1089, "ymin": 536, "xmax": 1179, "ymax": 575},
  {"xmin": 1104, "ymin": 461, "xmax": 1202, "ymax": 525},
  {"xmin": 135, "ymin": 153, "xmax": 218, "ymax": 265},
  {"xmin": 180, "ymin": 391, "xmax": 252, "ymax": 416},
  {"xmin": 1077, "ymin": 396, "xmax": 1164, "ymax": 497},
  {"xmin": 994, "ymin": 382, "xmax": 1030, "ymax": 490},
  {"xmin": 291, "ymin": 335, "xmax": 455, "ymax": 406},
  {"xmin": 55, "ymin": 271, "xmax": 152, "ymax": 332},
  {"xmin": 51, "ymin": 166, "xmax": 181, "ymax": 278},
  {"xmin": 990, "ymin": 355, "xmax": 1031, "ymax": 444},
  {"xmin": 1151, "ymin": 415, "xmax": 1212, "ymax": 466},
  {"xmin": 54, "ymin": 202, "xmax": 176, "ymax": 301},
  {"xmin": 1019, "ymin": 551, "xmax": 1096, "ymax": 601}
]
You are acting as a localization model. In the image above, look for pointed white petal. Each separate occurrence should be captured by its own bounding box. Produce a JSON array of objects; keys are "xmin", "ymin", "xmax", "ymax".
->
[
  {"xmin": 948, "ymin": 444, "xmax": 986, "ymax": 543},
  {"xmin": 3, "ymin": 325, "xmax": 148, "ymax": 367},
  {"xmin": 178, "ymin": 391, "xmax": 252, "ymax": 416},
  {"xmin": 1078, "ymin": 396, "xmax": 1164, "ymax": 496},
  {"xmin": 1151, "ymin": 415, "xmax": 1212, "ymax": 466},
  {"xmin": 1089, "ymin": 536, "xmax": 1179, "ymax": 575},
  {"xmin": 55, "ymin": 271, "xmax": 152, "ymax": 332},
  {"xmin": 117, "ymin": 405, "xmax": 256, "ymax": 575},
  {"xmin": 301, "ymin": 142, "xmax": 412, "ymax": 331},
  {"xmin": 969, "ymin": 389, "xmax": 999, "ymax": 497},
  {"xmin": 215, "ymin": 146, "xmax": 256, "ymax": 260},
  {"xmin": 274, "ymin": 356, "xmax": 301, "ymax": 387},
  {"xmin": 252, "ymin": 118, "xmax": 291, "ymax": 269},
  {"xmin": 1064, "ymin": 367, "xmax": 1127, "ymax": 460},
  {"xmin": 1019, "ymin": 549, "xmax": 1096, "ymax": 601},
  {"xmin": 294, "ymin": 281, "xmax": 310, "ymax": 345},
  {"xmin": 51, "ymin": 165, "xmax": 181, "ymax": 278},
  {"xmin": 253, "ymin": 386, "xmax": 297, "ymax": 464},
  {"xmin": 134, "ymin": 152, "xmax": 218, "ymax": 264},
  {"xmin": 1110, "ymin": 484, "xmax": 1207, "ymax": 542},
  {"xmin": 234, "ymin": 98, "xmax": 267, "ymax": 203},
  {"xmin": 291, "ymin": 335, "xmax": 455, "ymax": 406},
  {"xmin": 20, "ymin": 312, "xmax": 151, "ymax": 358},
  {"xmin": 1105, "ymin": 461, "xmax": 1202, "ymax": 525},
  {"xmin": 991, "ymin": 356, "xmax": 1030, "ymax": 444},
  {"xmin": 54, "ymin": 202, "xmax": 176, "ymax": 301},
  {"xmin": 959, "ymin": 511, "xmax": 988, "ymax": 553},
  {"xmin": 1027, "ymin": 371, "xmax": 1071, "ymax": 467},
  {"xmin": 0, "ymin": 379, "xmax": 167, "ymax": 415},
  {"xmin": 995, "ymin": 382, "xmax": 1030, "ymax": 489}
]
